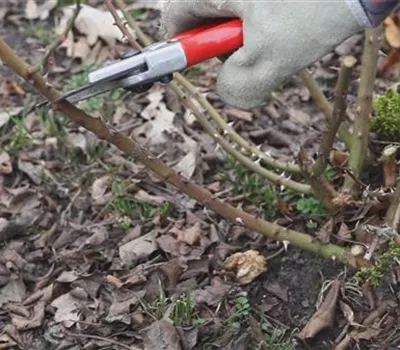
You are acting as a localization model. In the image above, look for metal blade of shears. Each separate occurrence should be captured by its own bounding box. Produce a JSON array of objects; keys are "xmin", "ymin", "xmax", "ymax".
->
[{"xmin": 35, "ymin": 78, "xmax": 127, "ymax": 109}]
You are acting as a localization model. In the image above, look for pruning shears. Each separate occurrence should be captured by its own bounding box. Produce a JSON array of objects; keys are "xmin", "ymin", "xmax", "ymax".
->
[{"xmin": 39, "ymin": 19, "xmax": 243, "ymax": 107}]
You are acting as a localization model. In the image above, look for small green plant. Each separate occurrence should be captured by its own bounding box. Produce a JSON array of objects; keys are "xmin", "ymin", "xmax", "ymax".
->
[
  {"xmin": 111, "ymin": 180, "xmax": 164, "ymax": 221},
  {"xmin": 260, "ymin": 322, "xmax": 296, "ymax": 350},
  {"xmin": 116, "ymin": 216, "xmax": 132, "ymax": 230},
  {"xmin": 225, "ymin": 294, "xmax": 252, "ymax": 326},
  {"xmin": 171, "ymin": 292, "xmax": 205, "ymax": 327},
  {"xmin": 27, "ymin": 23, "xmax": 57, "ymax": 46},
  {"xmin": 4, "ymin": 115, "xmax": 33, "ymax": 152},
  {"xmin": 295, "ymin": 196, "xmax": 325, "ymax": 215},
  {"xmin": 140, "ymin": 282, "xmax": 169, "ymax": 321},
  {"xmin": 223, "ymin": 157, "xmax": 279, "ymax": 218},
  {"xmin": 371, "ymin": 89, "xmax": 400, "ymax": 142},
  {"xmin": 355, "ymin": 241, "xmax": 400, "ymax": 287}
]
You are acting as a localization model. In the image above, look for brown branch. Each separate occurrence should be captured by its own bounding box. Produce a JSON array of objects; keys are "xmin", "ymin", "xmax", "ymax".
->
[
  {"xmin": 311, "ymin": 56, "xmax": 357, "ymax": 177},
  {"xmin": 381, "ymin": 145, "xmax": 398, "ymax": 188},
  {"xmin": 0, "ymin": 34, "xmax": 360, "ymax": 264},
  {"xmin": 170, "ymin": 81, "xmax": 312, "ymax": 194},
  {"xmin": 109, "ymin": 0, "xmax": 306, "ymax": 191},
  {"xmin": 343, "ymin": 28, "xmax": 381, "ymax": 196},
  {"xmin": 105, "ymin": 0, "xmax": 141, "ymax": 51},
  {"xmin": 32, "ymin": 0, "xmax": 82, "ymax": 74},
  {"xmin": 299, "ymin": 69, "xmax": 353, "ymax": 150},
  {"xmin": 114, "ymin": 0, "xmax": 301, "ymax": 175}
]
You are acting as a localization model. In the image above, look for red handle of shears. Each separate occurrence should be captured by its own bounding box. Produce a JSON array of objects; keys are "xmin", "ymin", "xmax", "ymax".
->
[{"xmin": 172, "ymin": 19, "xmax": 243, "ymax": 67}]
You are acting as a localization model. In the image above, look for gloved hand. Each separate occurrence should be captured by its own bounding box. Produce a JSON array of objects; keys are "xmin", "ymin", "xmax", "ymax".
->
[{"xmin": 161, "ymin": 0, "xmax": 370, "ymax": 109}]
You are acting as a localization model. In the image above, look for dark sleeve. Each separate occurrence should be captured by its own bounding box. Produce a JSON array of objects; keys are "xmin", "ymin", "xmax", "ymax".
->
[{"xmin": 359, "ymin": 0, "xmax": 399, "ymax": 26}]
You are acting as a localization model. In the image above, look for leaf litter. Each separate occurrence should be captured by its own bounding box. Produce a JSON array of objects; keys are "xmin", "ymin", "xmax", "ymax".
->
[{"xmin": 0, "ymin": 1, "xmax": 399, "ymax": 349}]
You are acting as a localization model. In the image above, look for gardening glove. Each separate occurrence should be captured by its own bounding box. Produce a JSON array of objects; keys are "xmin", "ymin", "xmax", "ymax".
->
[{"xmin": 161, "ymin": 0, "xmax": 395, "ymax": 110}]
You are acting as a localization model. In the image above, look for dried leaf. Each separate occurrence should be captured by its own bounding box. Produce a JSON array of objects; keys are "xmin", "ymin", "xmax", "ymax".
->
[
  {"xmin": 298, "ymin": 279, "xmax": 341, "ymax": 339},
  {"xmin": 0, "ymin": 107, "xmax": 23, "ymax": 129},
  {"xmin": 25, "ymin": 0, "xmax": 38, "ymax": 19},
  {"xmin": 135, "ymin": 190, "xmax": 166, "ymax": 206},
  {"xmin": 339, "ymin": 301, "xmax": 362, "ymax": 327},
  {"xmin": 195, "ymin": 277, "xmax": 231, "ymax": 306},
  {"xmin": 170, "ymin": 222, "xmax": 202, "ymax": 246},
  {"xmin": 51, "ymin": 288, "xmax": 87, "ymax": 328},
  {"xmin": 106, "ymin": 292, "xmax": 144, "ymax": 324},
  {"xmin": 223, "ymin": 250, "xmax": 267, "ymax": 285},
  {"xmin": 85, "ymin": 226, "xmax": 108, "ymax": 246},
  {"xmin": 0, "ymin": 276, "xmax": 26, "ymax": 307},
  {"xmin": 91, "ymin": 176, "xmax": 111, "ymax": 206},
  {"xmin": 0, "ymin": 79, "xmax": 25, "ymax": 96},
  {"xmin": 172, "ymin": 151, "xmax": 197, "ymax": 179},
  {"xmin": 25, "ymin": 0, "xmax": 57, "ymax": 20},
  {"xmin": 57, "ymin": 5, "xmax": 135, "ymax": 47},
  {"xmin": 351, "ymin": 327, "xmax": 382, "ymax": 341},
  {"xmin": 66, "ymin": 132, "xmax": 87, "ymax": 152},
  {"xmin": 384, "ymin": 16, "xmax": 400, "ymax": 48},
  {"xmin": 316, "ymin": 219, "xmax": 333, "ymax": 244},
  {"xmin": 119, "ymin": 231, "xmax": 158, "ymax": 265},
  {"xmin": 10, "ymin": 301, "xmax": 45, "ymax": 330},
  {"xmin": 0, "ymin": 152, "xmax": 12, "ymax": 174},
  {"xmin": 17, "ymin": 159, "xmax": 44, "ymax": 185},
  {"xmin": 143, "ymin": 320, "xmax": 182, "ymax": 350}
]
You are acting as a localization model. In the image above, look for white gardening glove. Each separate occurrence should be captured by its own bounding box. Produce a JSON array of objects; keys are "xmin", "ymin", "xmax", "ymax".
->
[{"xmin": 161, "ymin": 0, "xmax": 371, "ymax": 109}]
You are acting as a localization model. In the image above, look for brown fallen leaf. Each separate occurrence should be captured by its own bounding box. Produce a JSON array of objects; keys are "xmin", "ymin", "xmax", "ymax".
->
[
  {"xmin": 316, "ymin": 219, "xmax": 333, "ymax": 244},
  {"xmin": 0, "ymin": 276, "xmax": 26, "ymax": 307},
  {"xmin": 384, "ymin": 16, "xmax": 400, "ymax": 48},
  {"xmin": 143, "ymin": 320, "xmax": 182, "ymax": 350},
  {"xmin": 10, "ymin": 301, "xmax": 46, "ymax": 330},
  {"xmin": 0, "ymin": 151, "xmax": 12, "ymax": 174},
  {"xmin": 57, "ymin": 4, "xmax": 135, "ymax": 47},
  {"xmin": 339, "ymin": 301, "xmax": 362, "ymax": 327},
  {"xmin": 119, "ymin": 231, "xmax": 158, "ymax": 265},
  {"xmin": 91, "ymin": 175, "xmax": 111, "ymax": 207},
  {"xmin": 195, "ymin": 277, "xmax": 231, "ymax": 306},
  {"xmin": 25, "ymin": 0, "xmax": 57, "ymax": 20},
  {"xmin": 223, "ymin": 250, "xmax": 267, "ymax": 285},
  {"xmin": 170, "ymin": 222, "xmax": 202, "ymax": 246},
  {"xmin": 0, "ymin": 79, "xmax": 25, "ymax": 96},
  {"xmin": 135, "ymin": 189, "xmax": 166, "ymax": 206},
  {"xmin": 298, "ymin": 279, "xmax": 341, "ymax": 340},
  {"xmin": 106, "ymin": 291, "xmax": 145, "ymax": 324},
  {"xmin": 50, "ymin": 288, "xmax": 88, "ymax": 328}
]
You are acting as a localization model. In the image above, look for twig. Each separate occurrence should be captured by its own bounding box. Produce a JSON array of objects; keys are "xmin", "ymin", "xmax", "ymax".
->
[
  {"xmin": 0, "ymin": 35, "xmax": 360, "ymax": 264},
  {"xmin": 177, "ymin": 76, "xmax": 301, "ymax": 174},
  {"xmin": 105, "ymin": 0, "xmax": 141, "ymax": 51},
  {"xmin": 110, "ymin": 1, "xmax": 306, "ymax": 191},
  {"xmin": 312, "ymin": 56, "xmax": 357, "ymax": 177},
  {"xmin": 343, "ymin": 28, "xmax": 381, "ymax": 196},
  {"xmin": 381, "ymin": 145, "xmax": 398, "ymax": 188},
  {"xmin": 68, "ymin": 332, "xmax": 131, "ymax": 350},
  {"xmin": 170, "ymin": 81, "xmax": 312, "ymax": 194},
  {"xmin": 385, "ymin": 178, "xmax": 400, "ymax": 233},
  {"xmin": 114, "ymin": 0, "xmax": 300, "ymax": 175},
  {"xmin": 32, "ymin": 0, "xmax": 82, "ymax": 73},
  {"xmin": 298, "ymin": 149, "xmax": 339, "ymax": 210},
  {"xmin": 299, "ymin": 69, "xmax": 353, "ymax": 150}
]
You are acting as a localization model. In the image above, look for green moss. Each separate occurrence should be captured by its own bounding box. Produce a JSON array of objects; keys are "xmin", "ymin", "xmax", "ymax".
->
[
  {"xmin": 371, "ymin": 90, "xmax": 400, "ymax": 141},
  {"xmin": 355, "ymin": 241, "xmax": 400, "ymax": 287}
]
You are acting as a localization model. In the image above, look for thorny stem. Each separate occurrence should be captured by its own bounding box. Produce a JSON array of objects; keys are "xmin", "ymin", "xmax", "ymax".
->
[
  {"xmin": 0, "ymin": 36, "xmax": 357, "ymax": 265},
  {"xmin": 31, "ymin": 0, "xmax": 82, "ymax": 74},
  {"xmin": 175, "ymin": 75, "xmax": 301, "ymax": 174},
  {"xmin": 299, "ymin": 69, "xmax": 353, "ymax": 150},
  {"xmin": 170, "ymin": 82, "xmax": 312, "ymax": 194},
  {"xmin": 311, "ymin": 56, "xmax": 357, "ymax": 177},
  {"xmin": 105, "ymin": 0, "xmax": 141, "ymax": 51},
  {"xmin": 116, "ymin": 0, "xmax": 300, "ymax": 175},
  {"xmin": 343, "ymin": 28, "xmax": 381, "ymax": 196}
]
